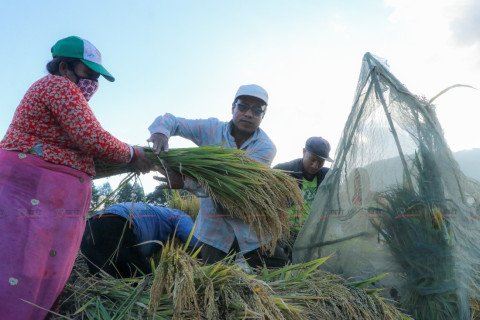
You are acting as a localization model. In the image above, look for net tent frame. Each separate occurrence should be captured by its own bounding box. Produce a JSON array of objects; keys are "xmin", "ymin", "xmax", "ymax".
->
[{"xmin": 293, "ymin": 52, "xmax": 480, "ymax": 318}]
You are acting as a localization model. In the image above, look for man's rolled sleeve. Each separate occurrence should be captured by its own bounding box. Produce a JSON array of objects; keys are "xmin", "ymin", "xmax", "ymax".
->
[{"xmin": 148, "ymin": 113, "xmax": 178, "ymax": 138}]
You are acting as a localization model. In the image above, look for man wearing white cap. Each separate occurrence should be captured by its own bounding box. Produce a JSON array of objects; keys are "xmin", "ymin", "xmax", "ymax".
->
[{"xmin": 148, "ymin": 84, "xmax": 289, "ymax": 268}]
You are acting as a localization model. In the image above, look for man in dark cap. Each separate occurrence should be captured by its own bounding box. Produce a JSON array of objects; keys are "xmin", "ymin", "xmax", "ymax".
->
[
  {"xmin": 273, "ymin": 137, "xmax": 333, "ymax": 260},
  {"xmin": 275, "ymin": 136, "xmax": 333, "ymax": 210}
]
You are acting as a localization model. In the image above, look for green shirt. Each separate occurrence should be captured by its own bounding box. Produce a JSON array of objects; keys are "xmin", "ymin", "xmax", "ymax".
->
[
  {"xmin": 289, "ymin": 177, "xmax": 317, "ymax": 229},
  {"xmin": 302, "ymin": 176, "xmax": 317, "ymax": 213}
]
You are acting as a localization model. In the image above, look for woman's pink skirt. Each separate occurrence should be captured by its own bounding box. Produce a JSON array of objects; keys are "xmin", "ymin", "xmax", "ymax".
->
[{"xmin": 0, "ymin": 149, "xmax": 91, "ymax": 319}]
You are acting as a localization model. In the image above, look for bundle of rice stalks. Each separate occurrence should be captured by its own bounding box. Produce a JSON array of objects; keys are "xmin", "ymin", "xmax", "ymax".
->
[
  {"xmin": 371, "ymin": 149, "xmax": 467, "ymax": 319},
  {"xmin": 53, "ymin": 244, "xmax": 408, "ymax": 320},
  {"xmin": 371, "ymin": 187, "xmax": 462, "ymax": 319},
  {"xmin": 471, "ymin": 298, "xmax": 480, "ymax": 320},
  {"xmin": 164, "ymin": 190, "xmax": 200, "ymax": 220},
  {"xmin": 95, "ymin": 146, "xmax": 304, "ymax": 251},
  {"xmin": 150, "ymin": 239, "xmax": 287, "ymax": 319},
  {"xmin": 261, "ymin": 267, "xmax": 408, "ymax": 320}
]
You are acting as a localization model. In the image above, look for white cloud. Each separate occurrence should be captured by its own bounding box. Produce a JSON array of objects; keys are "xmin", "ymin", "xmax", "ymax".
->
[
  {"xmin": 386, "ymin": 0, "xmax": 453, "ymax": 19},
  {"xmin": 330, "ymin": 19, "xmax": 350, "ymax": 40},
  {"xmin": 385, "ymin": 0, "xmax": 457, "ymax": 36},
  {"xmin": 385, "ymin": 0, "xmax": 479, "ymax": 50},
  {"xmin": 450, "ymin": 0, "xmax": 480, "ymax": 46},
  {"xmin": 381, "ymin": 0, "xmax": 480, "ymax": 153}
]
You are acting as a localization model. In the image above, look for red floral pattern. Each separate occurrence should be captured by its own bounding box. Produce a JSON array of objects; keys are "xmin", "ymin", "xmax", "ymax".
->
[{"xmin": 0, "ymin": 75, "xmax": 130, "ymax": 176}]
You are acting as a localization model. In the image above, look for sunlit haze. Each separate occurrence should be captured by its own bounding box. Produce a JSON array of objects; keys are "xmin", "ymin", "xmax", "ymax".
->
[{"xmin": 1, "ymin": 0, "xmax": 478, "ymax": 192}]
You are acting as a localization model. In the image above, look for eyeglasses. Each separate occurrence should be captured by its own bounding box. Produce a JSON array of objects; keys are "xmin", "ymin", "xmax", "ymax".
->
[{"xmin": 235, "ymin": 102, "xmax": 266, "ymax": 116}]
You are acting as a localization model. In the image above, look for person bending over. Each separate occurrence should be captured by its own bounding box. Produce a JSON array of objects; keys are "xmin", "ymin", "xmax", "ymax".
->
[{"xmin": 81, "ymin": 202, "xmax": 201, "ymax": 278}]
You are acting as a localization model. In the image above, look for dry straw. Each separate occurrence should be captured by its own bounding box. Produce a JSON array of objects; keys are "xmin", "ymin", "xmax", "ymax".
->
[
  {"xmin": 52, "ymin": 246, "xmax": 408, "ymax": 319},
  {"xmin": 164, "ymin": 190, "xmax": 200, "ymax": 220}
]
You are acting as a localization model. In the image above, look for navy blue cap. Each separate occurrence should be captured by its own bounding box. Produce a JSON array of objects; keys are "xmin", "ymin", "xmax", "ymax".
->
[{"xmin": 305, "ymin": 137, "xmax": 333, "ymax": 162}]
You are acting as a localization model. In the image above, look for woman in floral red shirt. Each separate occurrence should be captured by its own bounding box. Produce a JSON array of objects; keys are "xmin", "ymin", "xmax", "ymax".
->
[{"xmin": 0, "ymin": 36, "xmax": 152, "ymax": 319}]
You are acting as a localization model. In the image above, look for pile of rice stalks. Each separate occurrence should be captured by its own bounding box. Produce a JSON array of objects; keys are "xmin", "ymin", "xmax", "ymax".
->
[
  {"xmin": 471, "ymin": 299, "xmax": 480, "ymax": 320},
  {"xmin": 95, "ymin": 146, "xmax": 304, "ymax": 251},
  {"xmin": 51, "ymin": 243, "xmax": 408, "ymax": 320}
]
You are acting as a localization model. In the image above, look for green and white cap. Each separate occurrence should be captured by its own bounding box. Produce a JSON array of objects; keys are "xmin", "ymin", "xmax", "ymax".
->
[{"xmin": 51, "ymin": 36, "xmax": 115, "ymax": 82}]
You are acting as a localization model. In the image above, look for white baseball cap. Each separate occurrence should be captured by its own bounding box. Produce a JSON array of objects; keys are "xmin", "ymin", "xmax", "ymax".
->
[{"xmin": 234, "ymin": 84, "xmax": 268, "ymax": 105}]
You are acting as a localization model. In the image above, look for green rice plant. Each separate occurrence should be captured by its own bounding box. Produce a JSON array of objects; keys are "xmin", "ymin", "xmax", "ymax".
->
[
  {"xmin": 371, "ymin": 148, "xmax": 467, "ymax": 320},
  {"xmin": 95, "ymin": 146, "xmax": 304, "ymax": 252},
  {"xmin": 150, "ymin": 146, "xmax": 304, "ymax": 251},
  {"xmin": 51, "ymin": 267, "xmax": 173, "ymax": 319}
]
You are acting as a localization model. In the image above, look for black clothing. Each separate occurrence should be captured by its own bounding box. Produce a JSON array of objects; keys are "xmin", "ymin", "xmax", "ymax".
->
[
  {"xmin": 201, "ymin": 238, "xmax": 289, "ymax": 269},
  {"xmin": 273, "ymin": 158, "xmax": 329, "ymax": 262},
  {"xmin": 81, "ymin": 216, "xmax": 151, "ymax": 278},
  {"xmin": 273, "ymin": 158, "xmax": 329, "ymax": 189}
]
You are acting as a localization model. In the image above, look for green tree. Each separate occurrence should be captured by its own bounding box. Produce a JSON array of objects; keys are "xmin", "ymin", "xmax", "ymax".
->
[
  {"xmin": 146, "ymin": 188, "xmax": 168, "ymax": 206},
  {"xmin": 117, "ymin": 183, "xmax": 133, "ymax": 202},
  {"xmin": 98, "ymin": 182, "xmax": 113, "ymax": 197},
  {"xmin": 90, "ymin": 181, "xmax": 101, "ymax": 209},
  {"xmin": 116, "ymin": 182, "xmax": 145, "ymax": 203},
  {"xmin": 134, "ymin": 183, "xmax": 145, "ymax": 202}
]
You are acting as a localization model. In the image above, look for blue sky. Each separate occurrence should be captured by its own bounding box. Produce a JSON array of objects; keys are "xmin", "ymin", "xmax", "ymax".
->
[{"xmin": 1, "ymin": 0, "xmax": 479, "ymax": 192}]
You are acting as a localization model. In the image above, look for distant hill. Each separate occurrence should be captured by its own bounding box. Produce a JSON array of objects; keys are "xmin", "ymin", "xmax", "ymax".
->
[
  {"xmin": 358, "ymin": 148, "xmax": 479, "ymax": 192},
  {"xmin": 453, "ymin": 148, "xmax": 480, "ymax": 182}
]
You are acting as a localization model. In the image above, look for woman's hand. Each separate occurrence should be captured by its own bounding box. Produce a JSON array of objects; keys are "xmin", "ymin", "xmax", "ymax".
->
[{"xmin": 130, "ymin": 146, "xmax": 153, "ymax": 174}]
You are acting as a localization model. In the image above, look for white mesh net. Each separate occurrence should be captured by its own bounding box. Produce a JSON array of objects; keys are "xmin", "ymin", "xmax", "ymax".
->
[{"xmin": 293, "ymin": 53, "xmax": 480, "ymax": 319}]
